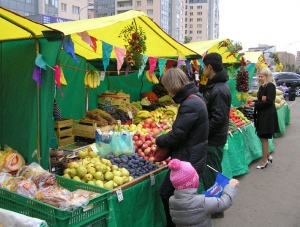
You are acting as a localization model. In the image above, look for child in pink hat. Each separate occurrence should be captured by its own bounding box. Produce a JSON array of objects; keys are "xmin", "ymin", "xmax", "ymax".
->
[{"xmin": 168, "ymin": 159, "xmax": 239, "ymax": 227}]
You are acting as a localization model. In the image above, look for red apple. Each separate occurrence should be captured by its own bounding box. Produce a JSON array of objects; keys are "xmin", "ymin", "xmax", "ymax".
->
[
  {"xmin": 143, "ymin": 156, "xmax": 149, "ymax": 160},
  {"xmin": 143, "ymin": 123, "xmax": 150, "ymax": 129},
  {"xmin": 145, "ymin": 118, "xmax": 154, "ymax": 125},
  {"xmin": 151, "ymin": 122, "xmax": 157, "ymax": 128},
  {"xmin": 140, "ymin": 136, "xmax": 146, "ymax": 143},
  {"xmin": 150, "ymin": 144, "xmax": 157, "ymax": 153},
  {"xmin": 151, "ymin": 138, "xmax": 156, "ymax": 144},
  {"xmin": 142, "ymin": 143, "xmax": 149, "ymax": 150},
  {"xmin": 136, "ymin": 140, "xmax": 143, "ymax": 147},
  {"xmin": 144, "ymin": 147, "xmax": 151, "ymax": 155},
  {"xmin": 134, "ymin": 145, "xmax": 139, "ymax": 151},
  {"xmin": 133, "ymin": 135, "xmax": 139, "ymax": 141},
  {"xmin": 149, "ymin": 157, "xmax": 155, "ymax": 162},
  {"xmin": 145, "ymin": 134, "xmax": 152, "ymax": 141},
  {"xmin": 163, "ymin": 125, "xmax": 169, "ymax": 130},
  {"xmin": 145, "ymin": 140, "xmax": 153, "ymax": 147},
  {"xmin": 134, "ymin": 132, "xmax": 141, "ymax": 138},
  {"xmin": 161, "ymin": 120, "xmax": 167, "ymax": 126},
  {"xmin": 138, "ymin": 150, "xmax": 145, "ymax": 157},
  {"xmin": 152, "ymin": 128, "xmax": 160, "ymax": 135}
]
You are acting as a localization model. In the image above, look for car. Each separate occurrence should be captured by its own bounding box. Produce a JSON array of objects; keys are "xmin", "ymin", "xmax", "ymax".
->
[
  {"xmin": 248, "ymin": 75, "xmax": 258, "ymax": 93},
  {"xmin": 273, "ymin": 72, "xmax": 300, "ymax": 96}
]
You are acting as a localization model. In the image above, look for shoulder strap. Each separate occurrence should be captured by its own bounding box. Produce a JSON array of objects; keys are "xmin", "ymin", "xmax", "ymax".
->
[{"xmin": 185, "ymin": 94, "xmax": 207, "ymax": 108}]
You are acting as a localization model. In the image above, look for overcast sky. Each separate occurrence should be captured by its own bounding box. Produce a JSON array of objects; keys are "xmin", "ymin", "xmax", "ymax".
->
[{"xmin": 219, "ymin": 0, "xmax": 300, "ymax": 55}]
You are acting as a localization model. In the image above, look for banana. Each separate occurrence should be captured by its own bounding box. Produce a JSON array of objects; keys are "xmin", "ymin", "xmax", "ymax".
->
[
  {"xmin": 92, "ymin": 71, "xmax": 98, "ymax": 89},
  {"xmin": 151, "ymin": 73, "xmax": 159, "ymax": 84},
  {"xmin": 145, "ymin": 70, "xmax": 153, "ymax": 83},
  {"xmin": 88, "ymin": 71, "xmax": 94, "ymax": 89},
  {"xmin": 84, "ymin": 71, "xmax": 89, "ymax": 86},
  {"xmin": 94, "ymin": 71, "xmax": 100, "ymax": 87}
]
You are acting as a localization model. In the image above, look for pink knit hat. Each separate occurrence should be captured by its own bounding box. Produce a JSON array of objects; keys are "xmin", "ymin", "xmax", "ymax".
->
[{"xmin": 169, "ymin": 159, "xmax": 199, "ymax": 190}]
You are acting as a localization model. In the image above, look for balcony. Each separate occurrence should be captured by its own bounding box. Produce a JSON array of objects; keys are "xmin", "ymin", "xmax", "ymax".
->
[{"xmin": 116, "ymin": 5, "xmax": 133, "ymax": 11}]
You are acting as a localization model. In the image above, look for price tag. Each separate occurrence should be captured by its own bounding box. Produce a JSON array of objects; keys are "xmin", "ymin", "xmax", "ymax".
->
[
  {"xmin": 155, "ymin": 122, "xmax": 161, "ymax": 128},
  {"xmin": 237, "ymin": 128, "xmax": 242, "ymax": 133},
  {"xmin": 116, "ymin": 189, "xmax": 124, "ymax": 202},
  {"xmin": 150, "ymin": 174, "xmax": 155, "ymax": 185},
  {"xmin": 90, "ymin": 144, "xmax": 98, "ymax": 153},
  {"xmin": 128, "ymin": 111, "xmax": 133, "ymax": 119},
  {"xmin": 100, "ymin": 71, "xmax": 105, "ymax": 81}
]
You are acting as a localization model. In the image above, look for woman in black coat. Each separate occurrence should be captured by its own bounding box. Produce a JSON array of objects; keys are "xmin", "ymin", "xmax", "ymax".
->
[
  {"xmin": 249, "ymin": 68, "xmax": 280, "ymax": 169},
  {"xmin": 155, "ymin": 67, "xmax": 209, "ymax": 227}
]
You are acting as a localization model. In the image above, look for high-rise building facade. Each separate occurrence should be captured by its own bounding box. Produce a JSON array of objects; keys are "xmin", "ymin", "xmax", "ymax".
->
[
  {"xmin": 295, "ymin": 51, "xmax": 300, "ymax": 72},
  {"xmin": 277, "ymin": 51, "xmax": 296, "ymax": 72}
]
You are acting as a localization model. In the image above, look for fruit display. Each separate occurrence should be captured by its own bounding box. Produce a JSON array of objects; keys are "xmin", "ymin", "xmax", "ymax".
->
[
  {"xmin": 110, "ymin": 109, "xmax": 131, "ymax": 123},
  {"xmin": 105, "ymin": 153, "xmax": 159, "ymax": 179},
  {"xmin": 131, "ymin": 101, "xmax": 143, "ymax": 110},
  {"xmin": 236, "ymin": 69, "xmax": 249, "ymax": 92},
  {"xmin": 152, "ymin": 81, "xmax": 168, "ymax": 98},
  {"xmin": 229, "ymin": 108, "xmax": 250, "ymax": 128},
  {"xmin": 141, "ymin": 92, "xmax": 159, "ymax": 103},
  {"xmin": 248, "ymin": 89, "xmax": 286, "ymax": 110},
  {"xmin": 80, "ymin": 109, "xmax": 116, "ymax": 127},
  {"xmin": 150, "ymin": 107, "xmax": 177, "ymax": 123},
  {"xmin": 236, "ymin": 106, "xmax": 254, "ymax": 121},
  {"xmin": 84, "ymin": 70, "xmax": 100, "ymax": 89},
  {"xmin": 118, "ymin": 102, "xmax": 139, "ymax": 117}
]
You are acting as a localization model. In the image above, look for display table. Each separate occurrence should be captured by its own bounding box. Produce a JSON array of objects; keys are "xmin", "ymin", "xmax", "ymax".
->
[
  {"xmin": 108, "ymin": 168, "xmax": 168, "ymax": 227},
  {"xmin": 274, "ymin": 104, "xmax": 291, "ymax": 138},
  {"xmin": 222, "ymin": 123, "xmax": 274, "ymax": 178}
]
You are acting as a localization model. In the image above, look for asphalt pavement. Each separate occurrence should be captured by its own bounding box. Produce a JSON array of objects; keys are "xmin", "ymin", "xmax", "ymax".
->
[{"xmin": 212, "ymin": 98, "xmax": 300, "ymax": 227}]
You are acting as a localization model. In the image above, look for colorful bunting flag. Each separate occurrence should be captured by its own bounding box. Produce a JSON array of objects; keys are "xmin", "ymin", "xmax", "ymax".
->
[
  {"xmin": 166, "ymin": 60, "xmax": 176, "ymax": 70},
  {"xmin": 77, "ymin": 31, "xmax": 93, "ymax": 46},
  {"xmin": 114, "ymin": 46, "xmax": 125, "ymax": 75},
  {"xmin": 62, "ymin": 35, "xmax": 79, "ymax": 63},
  {"xmin": 185, "ymin": 60, "xmax": 191, "ymax": 77},
  {"xmin": 102, "ymin": 41, "xmax": 113, "ymax": 72},
  {"xmin": 148, "ymin": 57, "xmax": 157, "ymax": 77},
  {"xmin": 54, "ymin": 65, "xmax": 64, "ymax": 97},
  {"xmin": 158, "ymin": 58, "xmax": 167, "ymax": 75},
  {"xmin": 138, "ymin": 55, "xmax": 149, "ymax": 78},
  {"xmin": 90, "ymin": 36, "xmax": 97, "ymax": 52},
  {"xmin": 177, "ymin": 60, "xmax": 185, "ymax": 68},
  {"xmin": 35, "ymin": 54, "xmax": 48, "ymax": 70},
  {"xmin": 32, "ymin": 66, "xmax": 42, "ymax": 87},
  {"xmin": 177, "ymin": 50, "xmax": 187, "ymax": 60}
]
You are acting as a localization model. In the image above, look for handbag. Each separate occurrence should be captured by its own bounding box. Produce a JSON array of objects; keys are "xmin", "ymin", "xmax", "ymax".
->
[{"xmin": 153, "ymin": 147, "xmax": 172, "ymax": 162}]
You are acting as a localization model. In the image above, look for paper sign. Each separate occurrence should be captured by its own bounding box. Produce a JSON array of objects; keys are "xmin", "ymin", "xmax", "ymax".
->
[
  {"xmin": 90, "ymin": 145, "xmax": 98, "ymax": 153},
  {"xmin": 100, "ymin": 71, "xmax": 105, "ymax": 81},
  {"xmin": 116, "ymin": 189, "xmax": 124, "ymax": 202},
  {"xmin": 150, "ymin": 174, "xmax": 155, "ymax": 185},
  {"xmin": 128, "ymin": 111, "xmax": 133, "ymax": 119}
]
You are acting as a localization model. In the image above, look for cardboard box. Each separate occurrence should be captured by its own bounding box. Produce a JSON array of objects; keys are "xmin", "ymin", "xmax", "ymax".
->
[{"xmin": 98, "ymin": 92, "xmax": 130, "ymax": 106}]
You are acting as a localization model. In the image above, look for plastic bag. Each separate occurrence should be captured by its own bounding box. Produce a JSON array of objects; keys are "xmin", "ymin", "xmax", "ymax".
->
[
  {"xmin": 71, "ymin": 189, "xmax": 99, "ymax": 208},
  {"xmin": 95, "ymin": 130, "xmax": 113, "ymax": 157},
  {"xmin": 110, "ymin": 128, "xmax": 134, "ymax": 156},
  {"xmin": 0, "ymin": 145, "xmax": 25, "ymax": 173},
  {"xmin": 97, "ymin": 142, "xmax": 113, "ymax": 158}
]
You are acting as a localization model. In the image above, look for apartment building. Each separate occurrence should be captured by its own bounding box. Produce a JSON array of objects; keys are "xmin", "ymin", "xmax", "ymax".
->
[
  {"xmin": 94, "ymin": 0, "xmax": 219, "ymax": 43},
  {"xmin": 0, "ymin": 0, "xmax": 94, "ymax": 23},
  {"xmin": 277, "ymin": 51, "xmax": 296, "ymax": 72},
  {"xmin": 295, "ymin": 51, "xmax": 300, "ymax": 71}
]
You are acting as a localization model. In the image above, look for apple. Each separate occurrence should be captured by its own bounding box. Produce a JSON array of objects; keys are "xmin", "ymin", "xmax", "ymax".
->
[
  {"xmin": 148, "ymin": 157, "xmax": 155, "ymax": 162},
  {"xmin": 151, "ymin": 122, "xmax": 157, "ymax": 128},
  {"xmin": 150, "ymin": 144, "xmax": 157, "ymax": 153},
  {"xmin": 143, "ymin": 156, "xmax": 149, "ymax": 160},
  {"xmin": 145, "ymin": 140, "xmax": 152, "ymax": 147},
  {"xmin": 144, "ymin": 147, "xmax": 151, "ymax": 155},
  {"xmin": 161, "ymin": 120, "xmax": 167, "ymax": 126},
  {"xmin": 145, "ymin": 134, "xmax": 152, "ymax": 141},
  {"xmin": 140, "ymin": 136, "xmax": 146, "ymax": 143},
  {"xmin": 134, "ymin": 132, "xmax": 141, "ymax": 138},
  {"xmin": 145, "ymin": 118, "xmax": 154, "ymax": 125},
  {"xmin": 133, "ymin": 135, "xmax": 139, "ymax": 141},
  {"xmin": 163, "ymin": 125, "xmax": 169, "ymax": 130},
  {"xmin": 138, "ymin": 150, "xmax": 145, "ymax": 157},
  {"xmin": 152, "ymin": 128, "xmax": 160, "ymax": 135},
  {"xmin": 143, "ymin": 123, "xmax": 150, "ymax": 129},
  {"xmin": 151, "ymin": 138, "xmax": 156, "ymax": 144},
  {"xmin": 136, "ymin": 140, "xmax": 143, "ymax": 147},
  {"xmin": 137, "ymin": 148, "xmax": 143, "ymax": 153},
  {"xmin": 134, "ymin": 145, "xmax": 139, "ymax": 151},
  {"xmin": 165, "ymin": 158, "xmax": 171, "ymax": 164},
  {"xmin": 142, "ymin": 143, "xmax": 149, "ymax": 150}
]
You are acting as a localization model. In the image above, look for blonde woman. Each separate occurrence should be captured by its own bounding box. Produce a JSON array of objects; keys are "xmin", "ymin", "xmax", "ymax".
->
[
  {"xmin": 249, "ymin": 68, "xmax": 280, "ymax": 169},
  {"xmin": 155, "ymin": 67, "xmax": 209, "ymax": 227}
]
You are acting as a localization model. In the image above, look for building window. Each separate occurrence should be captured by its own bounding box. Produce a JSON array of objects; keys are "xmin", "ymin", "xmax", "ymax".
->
[
  {"xmin": 197, "ymin": 30, "xmax": 202, "ymax": 34},
  {"xmin": 119, "ymin": 4, "xmax": 124, "ymax": 7},
  {"xmin": 190, "ymin": 24, "xmax": 193, "ymax": 28},
  {"xmin": 185, "ymin": 18, "xmax": 187, "ymax": 22},
  {"xmin": 190, "ymin": 6, "xmax": 193, "ymax": 9},
  {"xmin": 147, "ymin": 9, "xmax": 153, "ymax": 15},
  {"xmin": 197, "ymin": 37, "xmax": 202, "ymax": 41},
  {"xmin": 190, "ymin": 18, "xmax": 193, "ymax": 22},
  {"xmin": 72, "ymin": 6, "xmax": 79, "ymax": 14},
  {"xmin": 197, "ymin": 24, "xmax": 202, "ymax": 28},
  {"xmin": 197, "ymin": 6, "xmax": 202, "ymax": 9},
  {"xmin": 189, "ymin": 31, "xmax": 193, "ymax": 34},
  {"xmin": 190, "ymin": 12, "xmax": 193, "ymax": 16},
  {"xmin": 61, "ymin": 3, "xmax": 66, "ymax": 12},
  {"xmin": 197, "ymin": 12, "xmax": 202, "ymax": 15},
  {"xmin": 147, "ymin": 0, "xmax": 153, "ymax": 5},
  {"xmin": 185, "ymin": 24, "xmax": 187, "ymax": 28},
  {"xmin": 197, "ymin": 18, "xmax": 202, "ymax": 21},
  {"xmin": 137, "ymin": 1, "xmax": 141, "ymax": 6}
]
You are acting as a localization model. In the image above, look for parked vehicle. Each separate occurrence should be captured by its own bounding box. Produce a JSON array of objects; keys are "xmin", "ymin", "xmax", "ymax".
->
[{"xmin": 273, "ymin": 72, "xmax": 300, "ymax": 96}]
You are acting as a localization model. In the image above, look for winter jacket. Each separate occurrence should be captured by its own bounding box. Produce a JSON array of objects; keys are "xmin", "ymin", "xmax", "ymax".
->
[
  {"xmin": 169, "ymin": 184, "xmax": 237, "ymax": 227},
  {"xmin": 254, "ymin": 82, "xmax": 280, "ymax": 135},
  {"xmin": 203, "ymin": 68, "xmax": 231, "ymax": 146},
  {"xmin": 156, "ymin": 82, "xmax": 208, "ymax": 178}
]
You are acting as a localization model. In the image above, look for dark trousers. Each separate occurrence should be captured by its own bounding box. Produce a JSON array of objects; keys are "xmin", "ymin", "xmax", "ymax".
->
[{"xmin": 202, "ymin": 145, "xmax": 224, "ymax": 190}]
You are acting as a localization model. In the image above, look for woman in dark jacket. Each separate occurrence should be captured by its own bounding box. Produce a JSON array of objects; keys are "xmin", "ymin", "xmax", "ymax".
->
[
  {"xmin": 156, "ymin": 67, "xmax": 209, "ymax": 227},
  {"xmin": 249, "ymin": 68, "xmax": 280, "ymax": 169}
]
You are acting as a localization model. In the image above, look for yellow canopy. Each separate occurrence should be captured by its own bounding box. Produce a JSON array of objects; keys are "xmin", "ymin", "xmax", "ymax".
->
[
  {"xmin": 185, "ymin": 38, "xmax": 242, "ymax": 64},
  {"xmin": 0, "ymin": 6, "xmax": 61, "ymax": 42},
  {"xmin": 47, "ymin": 10, "xmax": 200, "ymax": 60},
  {"xmin": 243, "ymin": 51, "xmax": 265, "ymax": 64}
]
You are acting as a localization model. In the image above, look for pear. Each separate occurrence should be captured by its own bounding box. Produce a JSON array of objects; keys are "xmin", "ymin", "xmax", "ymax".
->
[
  {"xmin": 87, "ymin": 180, "xmax": 95, "ymax": 185},
  {"xmin": 77, "ymin": 149, "xmax": 89, "ymax": 159},
  {"xmin": 93, "ymin": 171, "xmax": 104, "ymax": 181},
  {"xmin": 112, "ymin": 170, "xmax": 122, "ymax": 177},
  {"xmin": 104, "ymin": 171, "xmax": 114, "ymax": 181},
  {"xmin": 67, "ymin": 161, "xmax": 78, "ymax": 169},
  {"xmin": 87, "ymin": 163, "xmax": 95, "ymax": 169},
  {"xmin": 90, "ymin": 157, "xmax": 100, "ymax": 164},
  {"xmin": 101, "ymin": 158, "xmax": 112, "ymax": 167},
  {"xmin": 64, "ymin": 168, "xmax": 70, "ymax": 175},
  {"xmin": 82, "ymin": 158, "xmax": 90, "ymax": 166},
  {"xmin": 111, "ymin": 165, "xmax": 119, "ymax": 171},
  {"xmin": 95, "ymin": 163, "xmax": 108, "ymax": 173},
  {"xmin": 84, "ymin": 173, "xmax": 94, "ymax": 182},
  {"xmin": 68, "ymin": 168, "xmax": 77, "ymax": 178},
  {"xmin": 87, "ymin": 167, "xmax": 96, "ymax": 175},
  {"xmin": 76, "ymin": 166, "xmax": 87, "ymax": 178},
  {"xmin": 113, "ymin": 176, "xmax": 124, "ymax": 186},
  {"xmin": 103, "ymin": 180, "xmax": 114, "ymax": 190},
  {"xmin": 63, "ymin": 173, "xmax": 71, "ymax": 179},
  {"xmin": 73, "ymin": 176, "xmax": 82, "ymax": 182},
  {"xmin": 123, "ymin": 176, "xmax": 129, "ymax": 183},
  {"xmin": 120, "ymin": 168, "xmax": 130, "ymax": 177},
  {"xmin": 113, "ymin": 182, "xmax": 118, "ymax": 188},
  {"xmin": 106, "ymin": 166, "xmax": 111, "ymax": 172},
  {"xmin": 128, "ymin": 176, "xmax": 134, "ymax": 182},
  {"xmin": 95, "ymin": 180, "xmax": 104, "ymax": 187},
  {"xmin": 89, "ymin": 150, "xmax": 99, "ymax": 158}
]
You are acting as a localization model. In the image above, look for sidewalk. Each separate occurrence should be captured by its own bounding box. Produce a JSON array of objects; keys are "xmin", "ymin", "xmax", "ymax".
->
[{"xmin": 212, "ymin": 98, "xmax": 300, "ymax": 227}]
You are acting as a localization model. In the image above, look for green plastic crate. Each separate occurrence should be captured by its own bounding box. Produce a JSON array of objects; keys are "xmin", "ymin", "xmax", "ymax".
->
[{"xmin": 0, "ymin": 175, "xmax": 111, "ymax": 227}]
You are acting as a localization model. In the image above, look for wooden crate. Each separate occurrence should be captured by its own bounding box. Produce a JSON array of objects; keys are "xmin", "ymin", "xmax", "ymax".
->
[
  {"xmin": 73, "ymin": 120, "xmax": 114, "ymax": 139},
  {"xmin": 54, "ymin": 119, "xmax": 74, "ymax": 147}
]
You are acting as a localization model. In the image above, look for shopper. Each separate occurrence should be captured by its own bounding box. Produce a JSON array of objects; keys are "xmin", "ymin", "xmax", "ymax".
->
[
  {"xmin": 168, "ymin": 159, "xmax": 239, "ymax": 227},
  {"xmin": 156, "ymin": 67, "xmax": 209, "ymax": 227},
  {"xmin": 249, "ymin": 68, "xmax": 280, "ymax": 169},
  {"xmin": 279, "ymin": 81, "xmax": 289, "ymax": 99},
  {"xmin": 201, "ymin": 52, "xmax": 231, "ymax": 218}
]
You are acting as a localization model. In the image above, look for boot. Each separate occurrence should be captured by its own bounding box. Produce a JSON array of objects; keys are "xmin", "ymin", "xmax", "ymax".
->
[{"xmin": 161, "ymin": 198, "xmax": 176, "ymax": 227}]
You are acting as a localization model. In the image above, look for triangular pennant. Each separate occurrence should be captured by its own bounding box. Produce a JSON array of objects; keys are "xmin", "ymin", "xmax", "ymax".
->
[
  {"xmin": 202, "ymin": 51, "xmax": 208, "ymax": 59},
  {"xmin": 158, "ymin": 58, "xmax": 167, "ymax": 75},
  {"xmin": 192, "ymin": 60, "xmax": 199, "ymax": 71},
  {"xmin": 62, "ymin": 35, "xmax": 79, "ymax": 62},
  {"xmin": 35, "ymin": 54, "xmax": 48, "ymax": 70},
  {"xmin": 32, "ymin": 66, "xmax": 42, "ymax": 87},
  {"xmin": 148, "ymin": 57, "xmax": 157, "ymax": 76},
  {"xmin": 198, "ymin": 59, "xmax": 204, "ymax": 69},
  {"xmin": 54, "ymin": 65, "xmax": 64, "ymax": 97},
  {"xmin": 114, "ymin": 46, "xmax": 125, "ymax": 75},
  {"xmin": 177, "ymin": 50, "xmax": 186, "ymax": 60},
  {"xmin": 102, "ymin": 41, "xmax": 113, "ymax": 72},
  {"xmin": 77, "ymin": 31, "xmax": 93, "ymax": 46},
  {"xmin": 185, "ymin": 60, "xmax": 191, "ymax": 77},
  {"xmin": 138, "ymin": 55, "xmax": 149, "ymax": 78},
  {"xmin": 90, "ymin": 36, "xmax": 97, "ymax": 52},
  {"xmin": 177, "ymin": 60, "xmax": 185, "ymax": 68},
  {"xmin": 166, "ymin": 60, "xmax": 176, "ymax": 70}
]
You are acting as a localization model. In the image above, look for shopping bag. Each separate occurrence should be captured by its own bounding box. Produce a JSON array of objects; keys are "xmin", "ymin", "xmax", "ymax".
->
[
  {"xmin": 110, "ymin": 127, "xmax": 134, "ymax": 156},
  {"xmin": 203, "ymin": 172, "xmax": 230, "ymax": 198}
]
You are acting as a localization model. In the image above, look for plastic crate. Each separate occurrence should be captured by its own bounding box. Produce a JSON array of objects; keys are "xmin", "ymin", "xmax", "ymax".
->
[{"xmin": 0, "ymin": 175, "xmax": 111, "ymax": 227}]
